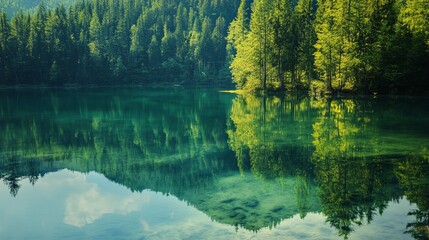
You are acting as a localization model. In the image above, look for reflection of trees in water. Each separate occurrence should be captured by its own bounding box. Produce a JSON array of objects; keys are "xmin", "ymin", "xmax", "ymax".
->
[
  {"xmin": 227, "ymin": 94, "xmax": 429, "ymax": 238},
  {"xmin": 313, "ymin": 156, "xmax": 401, "ymax": 239},
  {"xmin": 311, "ymin": 98, "xmax": 429, "ymax": 239},
  {"xmin": 396, "ymin": 151, "xmax": 429, "ymax": 240},
  {"xmin": 311, "ymin": 98, "xmax": 404, "ymax": 239},
  {"xmin": 226, "ymin": 93, "xmax": 322, "ymax": 228},
  {"xmin": 227, "ymin": 93, "xmax": 315, "ymax": 178},
  {"xmin": 1, "ymin": 91, "xmax": 429, "ymax": 238},
  {"xmin": 0, "ymin": 157, "xmax": 41, "ymax": 197},
  {"xmin": 3, "ymin": 175, "xmax": 20, "ymax": 197},
  {"xmin": 0, "ymin": 89, "xmax": 236, "ymax": 197}
]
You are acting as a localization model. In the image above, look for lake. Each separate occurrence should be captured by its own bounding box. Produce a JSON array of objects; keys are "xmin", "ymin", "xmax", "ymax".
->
[{"xmin": 0, "ymin": 88, "xmax": 428, "ymax": 240}]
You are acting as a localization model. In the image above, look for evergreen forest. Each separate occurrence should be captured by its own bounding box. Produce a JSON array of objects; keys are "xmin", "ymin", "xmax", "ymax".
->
[{"xmin": 0, "ymin": 0, "xmax": 428, "ymax": 94}]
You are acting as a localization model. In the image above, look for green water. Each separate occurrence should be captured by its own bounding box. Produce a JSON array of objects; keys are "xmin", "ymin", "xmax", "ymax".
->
[{"xmin": 0, "ymin": 88, "xmax": 428, "ymax": 240}]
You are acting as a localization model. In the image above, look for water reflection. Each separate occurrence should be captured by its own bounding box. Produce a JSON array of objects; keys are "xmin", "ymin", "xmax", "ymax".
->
[
  {"xmin": 227, "ymin": 94, "xmax": 315, "ymax": 179},
  {"xmin": 0, "ymin": 89, "xmax": 237, "ymax": 197},
  {"xmin": 0, "ymin": 89, "xmax": 428, "ymax": 239},
  {"xmin": 396, "ymin": 152, "xmax": 429, "ymax": 240},
  {"xmin": 310, "ymin": 99, "xmax": 401, "ymax": 238},
  {"xmin": 226, "ymin": 94, "xmax": 429, "ymax": 239}
]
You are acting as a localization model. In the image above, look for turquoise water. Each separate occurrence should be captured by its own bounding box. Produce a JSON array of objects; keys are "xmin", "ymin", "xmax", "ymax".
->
[{"xmin": 0, "ymin": 88, "xmax": 428, "ymax": 239}]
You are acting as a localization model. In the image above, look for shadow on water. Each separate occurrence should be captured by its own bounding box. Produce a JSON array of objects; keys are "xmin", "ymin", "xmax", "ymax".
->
[{"xmin": 0, "ymin": 89, "xmax": 428, "ymax": 238}]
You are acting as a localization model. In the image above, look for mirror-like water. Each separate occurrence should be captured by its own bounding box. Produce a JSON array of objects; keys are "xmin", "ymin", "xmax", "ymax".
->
[{"xmin": 0, "ymin": 88, "xmax": 428, "ymax": 239}]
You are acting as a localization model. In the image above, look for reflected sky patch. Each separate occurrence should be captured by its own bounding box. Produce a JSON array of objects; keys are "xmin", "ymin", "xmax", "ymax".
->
[{"xmin": 0, "ymin": 170, "xmax": 416, "ymax": 240}]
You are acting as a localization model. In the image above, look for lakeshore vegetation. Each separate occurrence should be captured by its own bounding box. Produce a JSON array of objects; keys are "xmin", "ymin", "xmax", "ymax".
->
[{"xmin": 0, "ymin": 0, "xmax": 428, "ymax": 94}]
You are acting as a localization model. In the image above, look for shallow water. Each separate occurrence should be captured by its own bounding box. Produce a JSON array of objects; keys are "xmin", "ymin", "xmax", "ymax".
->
[{"xmin": 0, "ymin": 88, "xmax": 428, "ymax": 239}]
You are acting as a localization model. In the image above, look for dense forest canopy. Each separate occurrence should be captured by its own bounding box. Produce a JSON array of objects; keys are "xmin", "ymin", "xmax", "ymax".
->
[
  {"xmin": 0, "ymin": 0, "xmax": 75, "ymax": 17},
  {"xmin": 0, "ymin": 0, "xmax": 428, "ymax": 94},
  {"xmin": 0, "ymin": 0, "xmax": 241, "ymax": 86},
  {"xmin": 228, "ymin": 0, "xmax": 429, "ymax": 94}
]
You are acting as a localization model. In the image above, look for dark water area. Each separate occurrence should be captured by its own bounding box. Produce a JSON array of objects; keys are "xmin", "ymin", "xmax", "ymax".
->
[{"xmin": 0, "ymin": 88, "xmax": 428, "ymax": 239}]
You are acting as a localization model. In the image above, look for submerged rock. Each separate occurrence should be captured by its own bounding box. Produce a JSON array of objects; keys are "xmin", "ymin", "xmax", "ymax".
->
[
  {"xmin": 221, "ymin": 198, "xmax": 237, "ymax": 204},
  {"xmin": 271, "ymin": 206, "xmax": 285, "ymax": 213},
  {"xmin": 243, "ymin": 199, "xmax": 260, "ymax": 208}
]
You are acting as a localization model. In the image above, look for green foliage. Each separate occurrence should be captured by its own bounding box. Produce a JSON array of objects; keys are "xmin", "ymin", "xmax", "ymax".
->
[
  {"xmin": 399, "ymin": 0, "xmax": 429, "ymax": 40},
  {"xmin": 0, "ymin": 0, "xmax": 74, "ymax": 17},
  {"xmin": 0, "ymin": 0, "xmax": 241, "ymax": 86},
  {"xmin": 313, "ymin": 0, "xmax": 429, "ymax": 94},
  {"xmin": 230, "ymin": 0, "xmax": 317, "ymax": 91},
  {"xmin": 0, "ymin": 12, "xmax": 11, "ymax": 84},
  {"xmin": 0, "ymin": 0, "xmax": 428, "ymax": 92},
  {"xmin": 230, "ymin": 0, "xmax": 428, "ymax": 94}
]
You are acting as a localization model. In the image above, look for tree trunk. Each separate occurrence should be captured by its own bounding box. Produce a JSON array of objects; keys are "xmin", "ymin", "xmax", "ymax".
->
[
  {"xmin": 262, "ymin": 14, "xmax": 267, "ymax": 91},
  {"xmin": 278, "ymin": 46, "xmax": 285, "ymax": 90}
]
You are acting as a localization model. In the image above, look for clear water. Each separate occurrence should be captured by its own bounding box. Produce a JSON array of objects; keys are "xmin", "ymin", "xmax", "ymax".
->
[{"xmin": 0, "ymin": 88, "xmax": 428, "ymax": 240}]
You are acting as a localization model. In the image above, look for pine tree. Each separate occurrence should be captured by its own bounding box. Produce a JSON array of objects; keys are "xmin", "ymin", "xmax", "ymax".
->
[
  {"xmin": 0, "ymin": 12, "xmax": 11, "ymax": 84},
  {"xmin": 28, "ymin": 2, "xmax": 48, "ymax": 83}
]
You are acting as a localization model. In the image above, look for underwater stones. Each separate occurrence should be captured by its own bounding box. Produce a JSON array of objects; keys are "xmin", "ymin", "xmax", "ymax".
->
[
  {"xmin": 228, "ymin": 207, "xmax": 248, "ymax": 221},
  {"xmin": 228, "ymin": 211, "xmax": 238, "ymax": 218},
  {"xmin": 271, "ymin": 205, "xmax": 285, "ymax": 213},
  {"xmin": 221, "ymin": 198, "xmax": 237, "ymax": 204},
  {"xmin": 235, "ymin": 213, "xmax": 246, "ymax": 221},
  {"xmin": 232, "ymin": 206, "xmax": 248, "ymax": 213},
  {"xmin": 229, "ymin": 207, "xmax": 247, "ymax": 216},
  {"xmin": 264, "ymin": 214, "xmax": 276, "ymax": 222},
  {"xmin": 243, "ymin": 198, "xmax": 259, "ymax": 208},
  {"xmin": 229, "ymin": 211, "xmax": 246, "ymax": 221}
]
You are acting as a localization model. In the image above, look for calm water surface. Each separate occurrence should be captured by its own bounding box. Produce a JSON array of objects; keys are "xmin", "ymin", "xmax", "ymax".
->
[{"xmin": 0, "ymin": 88, "xmax": 428, "ymax": 240}]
